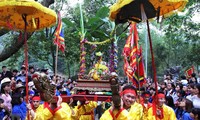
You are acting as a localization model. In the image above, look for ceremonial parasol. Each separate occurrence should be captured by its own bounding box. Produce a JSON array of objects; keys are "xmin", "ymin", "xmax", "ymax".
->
[
  {"xmin": 0, "ymin": 0, "xmax": 57, "ymax": 119},
  {"xmin": 109, "ymin": 0, "xmax": 188, "ymax": 118},
  {"xmin": 109, "ymin": 0, "xmax": 188, "ymax": 24},
  {"xmin": 0, "ymin": 0, "xmax": 56, "ymax": 32}
]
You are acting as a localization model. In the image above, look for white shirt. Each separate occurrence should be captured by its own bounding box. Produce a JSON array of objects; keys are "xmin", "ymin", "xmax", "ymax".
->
[{"xmin": 191, "ymin": 95, "xmax": 200, "ymax": 109}]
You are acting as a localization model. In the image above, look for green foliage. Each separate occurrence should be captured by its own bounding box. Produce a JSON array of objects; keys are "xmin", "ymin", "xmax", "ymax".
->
[{"xmin": 0, "ymin": 0, "xmax": 199, "ymax": 78}]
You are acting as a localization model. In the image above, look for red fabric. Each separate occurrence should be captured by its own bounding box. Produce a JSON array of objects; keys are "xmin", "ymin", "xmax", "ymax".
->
[
  {"xmin": 43, "ymin": 102, "xmax": 54, "ymax": 115},
  {"xmin": 157, "ymin": 93, "xmax": 165, "ymax": 99},
  {"xmin": 143, "ymin": 94, "xmax": 150, "ymax": 97},
  {"xmin": 120, "ymin": 89, "xmax": 136, "ymax": 96},
  {"xmin": 54, "ymin": 106, "xmax": 62, "ymax": 113},
  {"xmin": 132, "ymin": 46, "xmax": 146, "ymax": 87},
  {"xmin": 109, "ymin": 109, "xmax": 115, "ymax": 119},
  {"xmin": 32, "ymin": 96, "xmax": 41, "ymax": 101},
  {"xmin": 123, "ymin": 35, "xmax": 131, "ymax": 57},
  {"xmin": 115, "ymin": 108, "xmax": 125, "ymax": 118},
  {"xmin": 185, "ymin": 66, "xmax": 195, "ymax": 79},
  {"xmin": 152, "ymin": 94, "xmax": 164, "ymax": 120}
]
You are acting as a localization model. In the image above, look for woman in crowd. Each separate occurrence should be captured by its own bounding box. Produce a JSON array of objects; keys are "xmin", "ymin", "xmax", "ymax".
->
[
  {"xmin": 189, "ymin": 108, "xmax": 200, "ymax": 120},
  {"xmin": 0, "ymin": 78, "xmax": 12, "ymax": 119},
  {"xmin": 175, "ymin": 98, "xmax": 193, "ymax": 120},
  {"xmin": 192, "ymin": 83, "xmax": 200, "ymax": 109}
]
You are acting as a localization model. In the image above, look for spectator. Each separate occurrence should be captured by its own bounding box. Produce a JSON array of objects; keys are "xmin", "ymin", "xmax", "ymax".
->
[
  {"xmin": 12, "ymin": 69, "xmax": 18, "ymax": 80},
  {"xmin": 0, "ymin": 78, "xmax": 12, "ymax": 118},
  {"xmin": 189, "ymin": 108, "xmax": 200, "ymax": 120},
  {"xmin": 165, "ymin": 96, "xmax": 175, "ymax": 110},
  {"xmin": 175, "ymin": 98, "xmax": 193, "ymax": 120},
  {"xmin": 1, "ymin": 66, "xmax": 12, "ymax": 81},
  {"xmin": 0, "ymin": 98, "xmax": 10, "ymax": 120},
  {"xmin": 191, "ymin": 83, "xmax": 200, "ymax": 109},
  {"xmin": 16, "ymin": 66, "xmax": 26, "ymax": 84},
  {"xmin": 63, "ymin": 83, "xmax": 71, "ymax": 96},
  {"xmin": 180, "ymin": 75, "xmax": 188, "ymax": 85},
  {"xmin": 197, "ymin": 72, "xmax": 200, "ymax": 83},
  {"xmin": 11, "ymin": 93, "xmax": 27, "ymax": 120},
  {"xmin": 15, "ymin": 83, "xmax": 25, "ymax": 94},
  {"xmin": 56, "ymin": 85, "xmax": 62, "ymax": 96},
  {"xmin": 186, "ymin": 83, "xmax": 195, "ymax": 101}
]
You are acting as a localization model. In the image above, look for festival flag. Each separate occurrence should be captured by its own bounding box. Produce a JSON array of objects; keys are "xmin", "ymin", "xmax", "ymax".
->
[
  {"xmin": 123, "ymin": 23, "xmax": 146, "ymax": 87},
  {"xmin": 123, "ymin": 58, "xmax": 134, "ymax": 81},
  {"xmin": 123, "ymin": 34, "xmax": 132, "ymax": 57},
  {"xmin": 54, "ymin": 12, "xmax": 65, "ymax": 53},
  {"xmin": 132, "ymin": 46, "xmax": 146, "ymax": 87},
  {"xmin": 129, "ymin": 23, "xmax": 139, "ymax": 72},
  {"xmin": 185, "ymin": 66, "xmax": 195, "ymax": 78}
]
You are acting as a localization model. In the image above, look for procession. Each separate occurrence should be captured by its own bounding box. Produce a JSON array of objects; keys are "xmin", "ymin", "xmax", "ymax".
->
[{"xmin": 0, "ymin": 0, "xmax": 199, "ymax": 120}]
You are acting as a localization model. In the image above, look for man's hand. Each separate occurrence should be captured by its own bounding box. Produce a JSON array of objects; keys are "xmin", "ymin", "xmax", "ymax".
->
[
  {"xmin": 57, "ymin": 96, "xmax": 62, "ymax": 107},
  {"xmin": 26, "ymin": 103, "xmax": 32, "ymax": 110}
]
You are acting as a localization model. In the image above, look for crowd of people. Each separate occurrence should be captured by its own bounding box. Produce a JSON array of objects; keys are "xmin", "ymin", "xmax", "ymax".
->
[{"xmin": 0, "ymin": 65, "xmax": 200, "ymax": 120}]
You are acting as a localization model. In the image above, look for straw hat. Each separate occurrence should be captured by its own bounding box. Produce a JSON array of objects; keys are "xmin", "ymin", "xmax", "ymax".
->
[
  {"xmin": 16, "ymin": 84, "xmax": 24, "ymax": 89},
  {"xmin": 1, "ymin": 78, "xmax": 11, "ymax": 85}
]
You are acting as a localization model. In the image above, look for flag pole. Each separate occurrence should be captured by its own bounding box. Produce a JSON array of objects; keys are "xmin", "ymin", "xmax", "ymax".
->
[
  {"xmin": 78, "ymin": 0, "xmax": 86, "ymax": 76},
  {"xmin": 55, "ymin": 44, "xmax": 58, "ymax": 76}
]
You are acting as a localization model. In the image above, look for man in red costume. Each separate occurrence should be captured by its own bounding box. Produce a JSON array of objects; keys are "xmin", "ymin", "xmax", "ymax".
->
[
  {"xmin": 147, "ymin": 91, "xmax": 176, "ymax": 120},
  {"xmin": 100, "ymin": 85, "xmax": 143, "ymax": 120},
  {"xmin": 141, "ymin": 91, "xmax": 152, "ymax": 120}
]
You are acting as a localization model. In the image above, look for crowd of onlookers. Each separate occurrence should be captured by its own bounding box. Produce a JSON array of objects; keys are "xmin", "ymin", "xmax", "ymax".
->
[
  {"xmin": 0, "ymin": 65, "xmax": 200, "ymax": 120},
  {"xmin": 0, "ymin": 65, "xmax": 75, "ymax": 119}
]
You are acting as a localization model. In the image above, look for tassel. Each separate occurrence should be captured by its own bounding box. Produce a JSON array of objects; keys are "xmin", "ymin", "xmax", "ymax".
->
[
  {"xmin": 32, "ymin": 17, "xmax": 36, "ymax": 28},
  {"xmin": 7, "ymin": 20, "xmax": 12, "ymax": 29}
]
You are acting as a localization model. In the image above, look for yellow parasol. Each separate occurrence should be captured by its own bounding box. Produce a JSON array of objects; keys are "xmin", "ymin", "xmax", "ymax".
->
[
  {"xmin": 0, "ymin": 0, "xmax": 57, "ymax": 32},
  {"xmin": 109, "ymin": 0, "xmax": 188, "ymax": 116},
  {"xmin": 109, "ymin": 0, "xmax": 188, "ymax": 23}
]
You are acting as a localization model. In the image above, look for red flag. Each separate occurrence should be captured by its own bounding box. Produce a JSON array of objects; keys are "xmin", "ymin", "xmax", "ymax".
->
[
  {"xmin": 130, "ymin": 23, "xmax": 139, "ymax": 71},
  {"xmin": 132, "ymin": 46, "xmax": 146, "ymax": 87},
  {"xmin": 123, "ymin": 23, "xmax": 144, "ymax": 86},
  {"xmin": 123, "ymin": 35, "xmax": 131, "ymax": 57},
  {"xmin": 123, "ymin": 58, "xmax": 134, "ymax": 81},
  {"xmin": 54, "ymin": 12, "xmax": 65, "ymax": 53},
  {"xmin": 185, "ymin": 66, "xmax": 195, "ymax": 79}
]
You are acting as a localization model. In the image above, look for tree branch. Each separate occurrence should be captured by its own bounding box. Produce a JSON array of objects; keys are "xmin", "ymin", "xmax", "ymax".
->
[{"xmin": 0, "ymin": 33, "xmax": 33, "ymax": 62}]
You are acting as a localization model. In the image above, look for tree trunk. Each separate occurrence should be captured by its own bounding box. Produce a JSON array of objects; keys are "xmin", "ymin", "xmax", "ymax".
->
[
  {"xmin": 67, "ymin": 63, "xmax": 71, "ymax": 78},
  {"xmin": 0, "ymin": 33, "xmax": 33, "ymax": 62}
]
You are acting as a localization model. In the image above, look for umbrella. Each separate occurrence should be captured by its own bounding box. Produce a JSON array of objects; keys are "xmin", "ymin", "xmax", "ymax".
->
[
  {"xmin": 0, "ymin": 1, "xmax": 57, "ymax": 119},
  {"xmin": 0, "ymin": 0, "xmax": 57, "ymax": 32},
  {"xmin": 109, "ymin": 0, "xmax": 188, "ymax": 24}
]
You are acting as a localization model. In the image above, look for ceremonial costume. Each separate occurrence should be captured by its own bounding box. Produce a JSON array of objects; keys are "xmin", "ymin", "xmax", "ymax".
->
[
  {"xmin": 72, "ymin": 101, "xmax": 97, "ymax": 120},
  {"xmin": 147, "ymin": 104, "xmax": 176, "ymax": 120},
  {"xmin": 100, "ymin": 88, "xmax": 143, "ymax": 120},
  {"xmin": 147, "ymin": 93, "xmax": 176, "ymax": 120},
  {"xmin": 142, "ymin": 102, "xmax": 152, "ymax": 120},
  {"xmin": 141, "ymin": 93, "xmax": 152, "ymax": 120},
  {"xmin": 100, "ymin": 102, "xmax": 143, "ymax": 120},
  {"xmin": 33, "ymin": 102, "xmax": 72, "ymax": 120}
]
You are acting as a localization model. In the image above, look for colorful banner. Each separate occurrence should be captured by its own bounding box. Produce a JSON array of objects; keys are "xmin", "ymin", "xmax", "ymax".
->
[
  {"xmin": 185, "ymin": 66, "xmax": 195, "ymax": 78},
  {"xmin": 54, "ymin": 12, "xmax": 65, "ymax": 53},
  {"xmin": 123, "ymin": 23, "xmax": 146, "ymax": 87}
]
